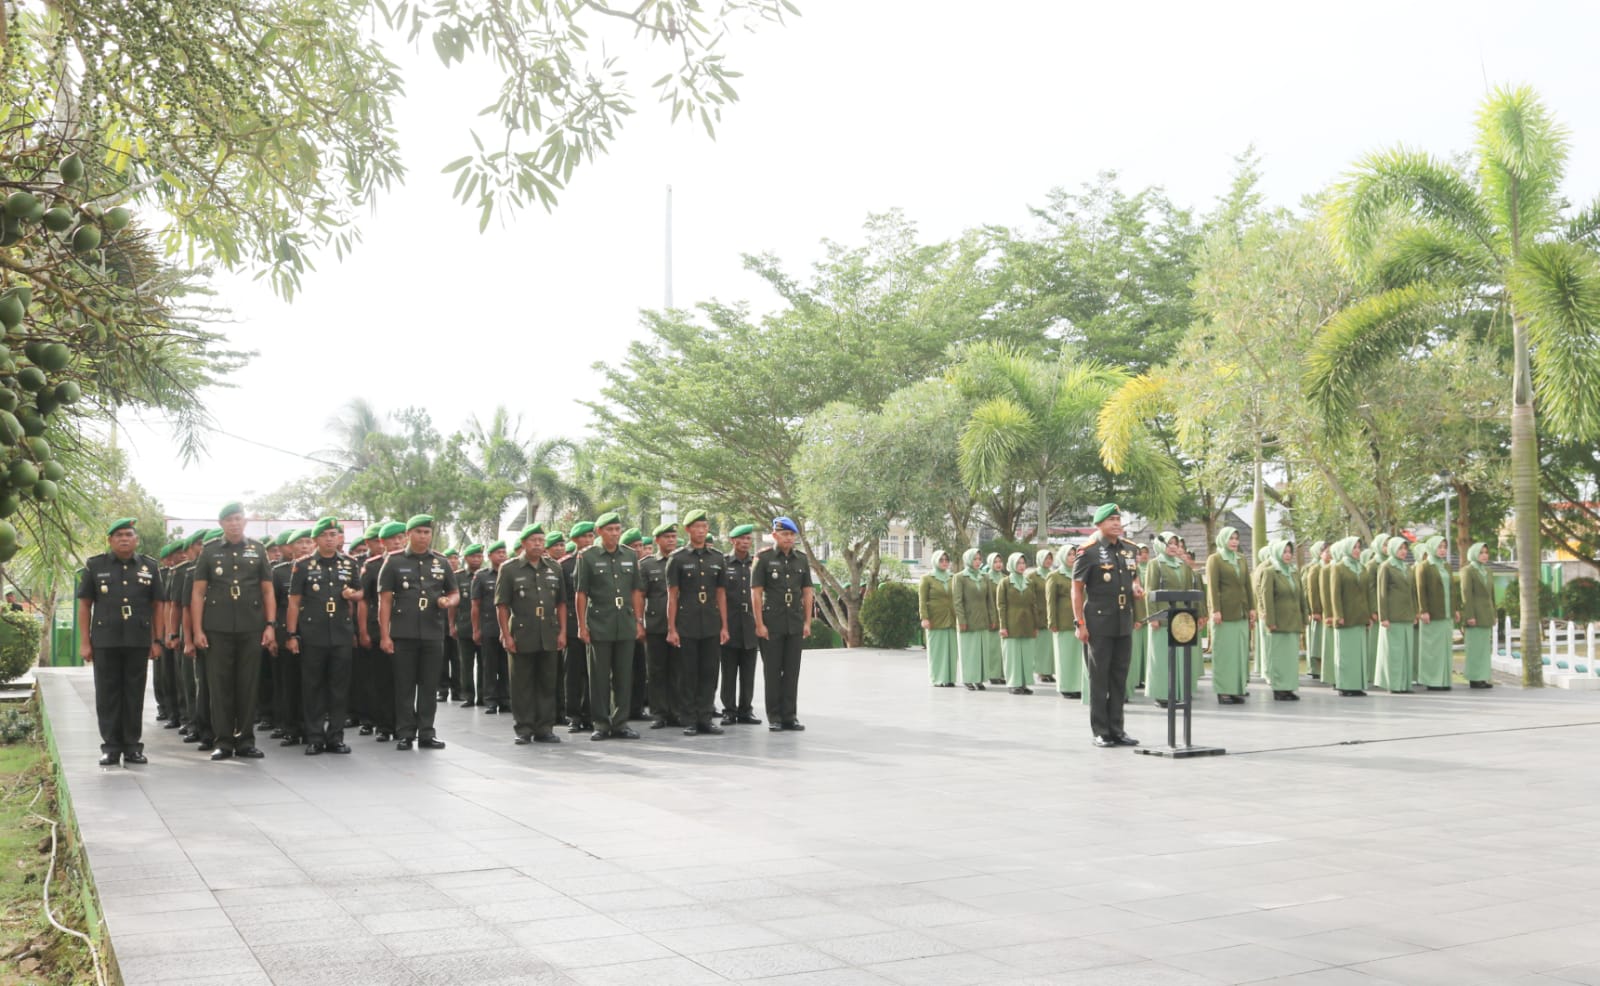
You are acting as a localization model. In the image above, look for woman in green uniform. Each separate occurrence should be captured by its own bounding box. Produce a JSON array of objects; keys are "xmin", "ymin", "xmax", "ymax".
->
[
  {"xmin": 952, "ymin": 549, "xmax": 991, "ymax": 691},
  {"xmin": 1460, "ymin": 541, "xmax": 1495, "ymax": 689},
  {"xmin": 1252, "ymin": 544, "xmax": 1274, "ymax": 680},
  {"xmin": 919, "ymin": 550, "xmax": 956, "ymax": 687},
  {"xmin": 1361, "ymin": 546, "xmax": 1383, "ymax": 684},
  {"xmin": 1206, "ymin": 526, "xmax": 1253, "ymax": 704},
  {"xmin": 1260, "ymin": 539, "xmax": 1307, "ymax": 700},
  {"xmin": 1046, "ymin": 547, "xmax": 1082, "ymax": 698},
  {"xmin": 1375, "ymin": 536, "xmax": 1416, "ymax": 693},
  {"xmin": 1328, "ymin": 536, "xmax": 1370, "ymax": 696},
  {"xmin": 1126, "ymin": 544, "xmax": 1151, "ymax": 700},
  {"xmin": 1304, "ymin": 540, "xmax": 1326, "ymax": 679},
  {"xmin": 1030, "ymin": 549, "xmax": 1055, "ymax": 684},
  {"xmin": 984, "ymin": 552, "xmax": 1006, "ymax": 685},
  {"xmin": 1415, "ymin": 535, "xmax": 1454, "ymax": 690},
  {"xmin": 1144, "ymin": 532, "xmax": 1197, "ymax": 707},
  {"xmin": 996, "ymin": 552, "xmax": 1038, "ymax": 695}
]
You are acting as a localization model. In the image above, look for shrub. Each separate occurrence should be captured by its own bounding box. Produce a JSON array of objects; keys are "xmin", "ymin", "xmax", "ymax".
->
[
  {"xmin": 1501, "ymin": 577, "xmax": 1557, "ymax": 625},
  {"xmin": 0, "ymin": 707, "xmax": 35, "ymax": 744},
  {"xmin": 802, "ymin": 621, "xmax": 843, "ymax": 650},
  {"xmin": 859, "ymin": 581, "xmax": 921, "ymax": 649},
  {"xmin": 0, "ymin": 609, "xmax": 41, "ymax": 684},
  {"xmin": 1561, "ymin": 577, "xmax": 1600, "ymax": 624}
]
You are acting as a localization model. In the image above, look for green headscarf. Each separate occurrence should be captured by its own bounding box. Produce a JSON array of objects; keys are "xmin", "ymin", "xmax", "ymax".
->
[
  {"xmin": 1059, "ymin": 545, "xmax": 1077, "ymax": 575},
  {"xmin": 1467, "ymin": 541, "xmax": 1490, "ymax": 582},
  {"xmin": 1339, "ymin": 536, "xmax": 1365, "ymax": 575},
  {"xmin": 1156, "ymin": 531, "xmax": 1184, "ymax": 572},
  {"xmin": 1215, "ymin": 526, "xmax": 1240, "ymax": 565},
  {"xmin": 931, "ymin": 549, "xmax": 953, "ymax": 584},
  {"xmin": 1385, "ymin": 535, "xmax": 1410, "ymax": 572},
  {"xmin": 1416, "ymin": 536, "xmax": 1450, "ymax": 610},
  {"xmin": 1360, "ymin": 547, "xmax": 1377, "ymax": 565},
  {"xmin": 1270, "ymin": 539, "xmax": 1298, "ymax": 582},
  {"xmin": 1006, "ymin": 552, "xmax": 1028, "ymax": 592},
  {"xmin": 1034, "ymin": 548, "xmax": 1054, "ymax": 578},
  {"xmin": 1309, "ymin": 539, "xmax": 1326, "ymax": 564},
  {"xmin": 985, "ymin": 552, "xmax": 1004, "ymax": 584},
  {"xmin": 961, "ymin": 547, "xmax": 985, "ymax": 583}
]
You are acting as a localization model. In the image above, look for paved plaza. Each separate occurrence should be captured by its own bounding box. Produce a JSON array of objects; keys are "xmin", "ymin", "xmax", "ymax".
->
[{"xmin": 36, "ymin": 650, "xmax": 1600, "ymax": 986}]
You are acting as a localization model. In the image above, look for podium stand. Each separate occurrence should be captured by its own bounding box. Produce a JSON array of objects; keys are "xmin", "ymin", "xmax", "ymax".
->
[{"xmin": 1136, "ymin": 589, "xmax": 1225, "ymax": 759}]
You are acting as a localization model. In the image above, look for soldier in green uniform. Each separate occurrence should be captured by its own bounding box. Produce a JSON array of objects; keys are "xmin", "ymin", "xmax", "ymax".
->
[
  {"xmin": 378, "ymin": 515, "xmax": 459, "ymax": 749},
  {"xmin": 1029, "ymin": 549, "xmax": 1053, "ymax": 684},
  {"xmin": 174, "ymin": 530, "xmax": 207, "ymax": 745},
  {"xmin": 545, "ymin": 531, "xmax": 567, "ymax": 722},
  {"xmin": 562, "ymin": 522, "xmax": 597, "ymax": 732},
  {"xmin": 1206, "ymin": 526, "xmax": 1253, "ymax": 704},
  {"xmin": 1072, "ymin": 504, "xmax": 1143, "ymax": 748},
  {"xmin": 719, "ymin": 524, "xmax": 762, "ymax": 723},
  {"xmin": 1144, "ymin": 532, "xmax": 1197, "ymax": 707},
  {"xmin": 455, "ymin": 544, "xmax": 485, "ymax": 706},
  {"xmin": 1460, "ymin": 542, "xmax": 1495, "ymax": 689},
  {"xmin": 1328, "ymin": 536, "xmax": 1371, "ymax": 696},
  {"xmin": 919, "ymin": 549, "xmax": 957, "ymax": 687},
  {"xmin": 1260, "ymin": 539, "xmax": 1308, "ymax": 700},
  {"xmin": 997, "ymin": 552, "xmax": 1038, "ymax": 695},
  {"xmin": 271, "ymin": 529, "xmax": 311, "ymax": 747},
  {"xmin": 191, "ymin": 504, "xmax": 276, "ymax": 760},
  {"xmin": 473, "ymin": 540, "xmax": 510, "ymax": 714},
  {"xmin": 1361, "ymin": 545, "xmax": 1383, "ymax": 684},
  {"xmin": 1046, "ymin": 547, "xmax": 1082, "ymax": 698},
  {"xmin": 1304, "ymin": 540, "xmax": 1327, "ymax": 679},
  {"xmin": 258, "ymin": 533, "xmax": 284, "ymax": 734},
  {"xmin": 153, "ymin": 542, "xmax": 182, "ymax": 729},
  {"xmin": 77, "ymin": 519, "xmax": 166, "ymax": 766},
  {"xmin": 752, "ymin": 517, "xmax": 813, "ymax": 731},
  {"xmin": 1375, "ymin": 536, "xmax": 1417, "ymax": 693},
  {"xmin": 641, "ymin": 522, "xmax": 680, "ymax": 728},
  {"xmin": 1128, "ymin": 544, "xmax": 1150, "ymax": 699},
  {"xmin": 359, "ymin": 522, "xmax": 406, "ymax": 740},
  {"xmin": 441, "ymin": 546, "xmax": 461, "ymax": 701},
  {"xmin": 952, "ymin": 548, "xmax": 991, "ymax": 691},
  {"xmin": 984, "ymin": 552, "xmax": 1006, "ymax": 684},
  {"xmin": 286, "ymin": 517, "xmax": 360, "ymax": 754},
  {"xmin": 349, "ymin": 524, "xmax": 382, "ymax": 732},
  {"xmin": 1414, "ymin": 535, "xmax": 1454, "ymax": 690},
  {"xmin": 495, "ymin": 523, "xmax": 567, "ymax": 744},
  {"xmin": 666, "ymin": 509, "xmax": 728, "ymax": 734},
  {"xmin": 575, "ymin": 512, "xmax": 644, "ymax": 740}
]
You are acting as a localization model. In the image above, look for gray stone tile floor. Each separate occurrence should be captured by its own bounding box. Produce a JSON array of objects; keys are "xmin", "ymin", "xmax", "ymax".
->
[{"xmin": 35, "ymin": 650, "xmax": 1600, "ymax": 985}]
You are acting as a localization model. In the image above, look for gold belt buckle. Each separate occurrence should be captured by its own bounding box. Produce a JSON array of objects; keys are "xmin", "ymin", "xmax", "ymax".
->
[
  {"xmin": 418, "ymin": 596, "xmax": 429, "ymax": 610},
  {"xmin": 784, "ymin": 591, "xmax": 793, "ymax": 605},
  {"xmin": 325, "ymin": 600, "xmax": 338, "ymax": 615},
  {"xmin": 698, "ymin": 590, "xmax": 707, "ymax": 604},
  {"xmin": 1118, "ymin": 594, "xmax": 1127, "ymax": 608},
  {"xmin": 120, "ymin": 604, "xmax": 132, "ymax": 619},
  {"xmin": 535, "ymin": 606, "xmax": 544, "ymax": 618},
  {"xmin": 614, "ymin": 597, "xmax": 624, "ymax": 609},
  {"xmin": 229, "ymin": 584, "xmax": 241, "ymax": 600}
]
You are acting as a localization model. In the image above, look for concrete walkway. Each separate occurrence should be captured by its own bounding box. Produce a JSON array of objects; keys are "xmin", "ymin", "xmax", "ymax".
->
[{"xmin": 37, "ymin": 651, "xmax": 1600, "ymax": 986}]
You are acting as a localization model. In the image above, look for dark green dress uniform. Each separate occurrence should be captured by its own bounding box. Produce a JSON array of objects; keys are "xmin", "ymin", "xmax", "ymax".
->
[
  {"xmin": 667, "ymin": 541, "xmax": 728, "ymax": 733},
  {"xmin": 495, "ymin": 553, "xmax": 565, "ymax": 741},
  {"xmin": 175, "ymin": 548, "xmax": 211, "ymax": 746},
  {"xmin": 752, "ymin": 529, "xmax": 812, "ymax": 730},
  {"xmin": 454, "ymin": 557, "xmax": 483, "ymax": 705},
  {"xmin": 378, "ymin": 547, "xmax": 459, "ymax": 745},
  {"xmin": 154, "ymin": 549, "xmax": 181, "ymax": 727},
  {"xmin": 290, "ymin": 550, "xmax": 358, "ymax": 748},
  {"xmin": 640, "ymin": 548, "xmax": 678, "ymax": 725},
  {"xmin": 194, "ymin": 534, "xmax": 273, "ymax": 756},
  {"xmin": 270, "ymin": 556, "xmax": 301, "ymax": 742},
  {"xmin": 560, "ymin": 550, "xmax": 591, "ymax": 730},
  {"xmin": 720, "ymin": 540, "xmax": 761, "ymax": 723},
  {"xmin": 77, "ymin": 545, "xmax": 166, "ymax": 761},
  {"xmin": 1072, "ymin": 528, "xmax": 1139, "ymax": 742},
  {"xmin": 472, "ymin": 562, "xmax": 509, "ymax": 712},
  {"xmin": 358, "ymin": 552, "xmax": 394, "ymax": 736},
  {"xmin": 575, "ymin": 539, "xmax": 644, "ymax": 735}
]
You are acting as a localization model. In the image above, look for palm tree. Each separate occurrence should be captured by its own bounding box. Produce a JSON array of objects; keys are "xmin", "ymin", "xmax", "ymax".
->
[
  {"xmin": 323, "ymin": 397, "xmax": 387, "ymax": 507},
  {"xmin": 512, "ymin": 437, "xmax": 588, "ymax": 527},
  {"xmin": 460, "ymin": 408, "xmax": 589, "ymax": 537},
  {"xmin": 1308, "ymin": 85, "xmax": 1600, "ymax": 685}
]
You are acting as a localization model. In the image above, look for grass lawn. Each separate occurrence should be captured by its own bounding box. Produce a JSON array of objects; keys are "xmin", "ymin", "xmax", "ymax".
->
[{"xmin": 0, "ymin": 698, "xmax": 102, "ymax": 986}]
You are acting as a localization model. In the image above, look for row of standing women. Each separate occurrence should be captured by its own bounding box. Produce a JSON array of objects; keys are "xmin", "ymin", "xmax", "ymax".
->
[{"xmin": 917, "ymin": 530, "xmax": 1496, "ymax": 704}]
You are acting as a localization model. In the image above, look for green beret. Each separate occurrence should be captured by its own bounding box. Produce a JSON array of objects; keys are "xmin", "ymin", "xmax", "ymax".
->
[
  {"xmin": 218, "ymin": 501, "xmax": 244, "ymax": 521},
  {"xmin": 728, "ymin": 524, "xmax": 755, "ymax": 538},
  {"xmin": 651, "ymin": 522, "xmax": 676, "ymax": 539},
  {"xmin": 518, "ymin": 522, "xmax": 544, "ymax": 544},
  {"xmin": 569, "ymin": 520, "xmax": 597, "ymax": 538},
  {"xmin": 443, "ymin": 548, "xmax": 459, "ymax": 558},
  {"xmin": 272, "ymin": 530, "xmax": 293, "ymax": 547},
  {"xmin": 486, "ymin": 540, "xmax": 506, "ymax": 554},
  {"xmin": 681, "ymin": 509, "xmax": 708, "ymax": 527},
  {"xmin": 316, "ymin": 515, "xmax": 337, "ymax": 530},
  {"xmin": 594, "ymin": 512, "xmax": 623, "ymax": 530},
  {"xmin": 106, "ymin": 517, "xmax": 136, "ymax": 537},
  {"xmin": 363, "ymin": 523, "xmax": 382, "ymax": 541},
  {"xmin": 202, "ymin": 528, "xmax": 223, "ymax": 543},
  {"xmin": 1092, "ymin": 503, "xmax": 1120, "ymax": 525},
  {"xmin": 378, "ymin": 521, "xmax": 406, "ymax": 539},
  {"xmin": 547, "ymin": 531, "xmax": 565, "ymax": 545},
  {"xmin": 620, "ymin": 528, "xmax": 643, "ymax": 546},
  {"xmin": 292, "ymin": 528, "xmax": 314, "ymax": 542},
  {"xmin": 462, "ymin": 543, "xmax": 485, "ymax": 557},
  {"xmin": 182, "ymin": 530, "xmax": 204, "ymax": 548},
  {"xmin": 312, "ymin": 518, "xmax": 337, "ymax": 537},
  {"xmin": 157, "ymin": 542, "xmax": 177, "ymax": 559},
  {"xmin": 406, "ymin": 513, "xmax": 434, "ymax": 531}
]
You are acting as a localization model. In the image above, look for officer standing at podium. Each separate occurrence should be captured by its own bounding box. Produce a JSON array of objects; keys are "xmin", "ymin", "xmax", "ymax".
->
[{"xmin": 1072, "ymin": 503, "xmax": 1144, "ymax": 748}]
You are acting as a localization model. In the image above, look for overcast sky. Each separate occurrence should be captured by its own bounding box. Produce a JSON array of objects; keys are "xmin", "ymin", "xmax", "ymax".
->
[{"xmin": 118, "ymin": 0, "xmax": 1600, "ymax": 522}]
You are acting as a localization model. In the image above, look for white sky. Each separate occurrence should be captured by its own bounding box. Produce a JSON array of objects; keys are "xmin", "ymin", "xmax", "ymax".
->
[{"xmin": 118, "ymin": 0, "xmax": 1600, "ymax": 520}]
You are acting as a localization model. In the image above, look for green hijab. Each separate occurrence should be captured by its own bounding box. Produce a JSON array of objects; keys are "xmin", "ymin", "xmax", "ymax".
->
[
  {"xmin": 1006, "ymin": 552, "xmax": 1029, "ymax": 592},
  {"xmin": 961, "ymin": 547, "xmax": 985, "ymax": 583},
  {"xmin": 1385, "ymin": 536, "xmax": 1410, "ymax": 572},
  {"xmin": 1467, "ymin": 541, "xmax": 1490, "ymax": 582},
  {"xmin": 1156, "ymin": 531, "xmax": 1184, "ymax": 572},
  {"xmin": 1339, "ymin": 536, "xmax": 1365, "ymax": 575},
  {"xmin": 1034, "ymin": 548, "xmax": 1054, "ymax": 578},
  {"xmin": 1257, "ymin": 545, "xmax": 1272, "ymax": 566},
  {"xmin": 1419, "ymin": 535, "xmax": 1451, "ymax": 609},
  {"xmin": 1215, "ymin": 526, "xmax": 1241, "ymax": 565},
  {"xmin": 1360, "ymin": 547, "xmax": 1377, "ymax": 566},
  {"xmin": 1270, "ymin": 539, "xmax": 1298, "ymax": 582},
  {"xmin": 1309, "ymin": 539, "xmax": 1326, "ymax": 565},
  {"xmin": 931, "ymin": 549, "xmax": 953, "ymax": 585},
  {"xmin": 985, "ymin": 552, "xmax": 1005, "ymax": 584}
]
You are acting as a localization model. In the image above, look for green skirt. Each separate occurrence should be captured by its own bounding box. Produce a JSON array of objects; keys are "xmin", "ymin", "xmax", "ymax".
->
[
  {"xmin": 926, "ymin": 628, "xmax": 956, "ymax": 685},
  {"xmin": 1376, "ymin": 623, "xmax": 1414, "ymax": 692},
  {"xmin": 1365, "ymin": 621, "xmax": 1380, "ymax": 683},
  {"xmin": 1417, "ymin": 618, "xmax": 1454, "ymax": 687},
  {"xmin": 1463, "ymin": 625, "xmax": 1491, "ymax": 682},
  {"xmin": 1126, "ymin": 625, "xmax": 1147, "ymax": 700},
  {"xmin": 1266, "ymin": 631, "xmax": 1300, "ymax": 691},
  {"xmin": 1002, "ymin": 635, "xmax": 1035, "ymax": 688},
  {"xmin": 983, "ymin": 631, "xmax": 1004, "ymax": 679},
  {"xmin": 1053, "ymin": 631, "xmax": 1084, "ymax": 692},
  {"xmin": 1144, "ymin": 625, "xmax": 1202, "ymax": 702},
  {"xmin": 1332, "ymin": 625, "xmax": 1368, "ymax": 691},
  {"xmin": 1210, "ymin": 619, "xmax": 1249, "ymax": 696},
  {"xmin": 956, "ymin": 630, "xmax": 988, "ymax": 684}
]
